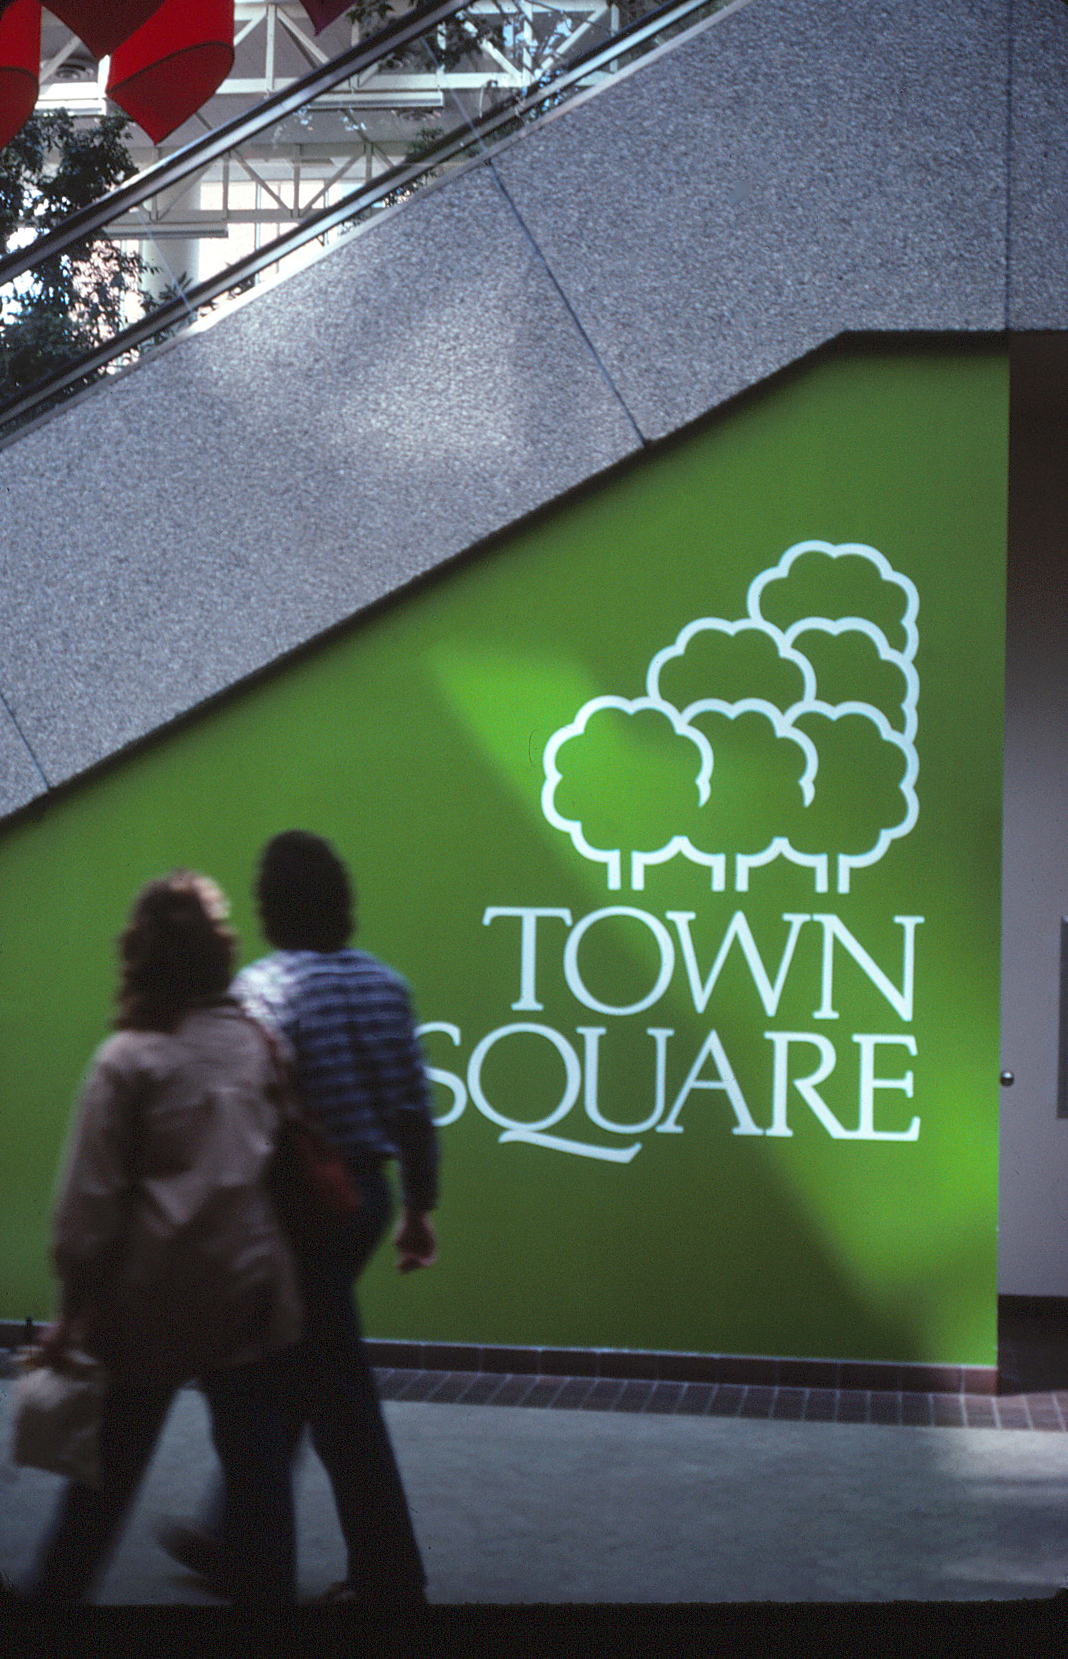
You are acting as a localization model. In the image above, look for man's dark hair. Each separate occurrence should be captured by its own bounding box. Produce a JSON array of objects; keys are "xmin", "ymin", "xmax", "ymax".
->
[{"xmin": 256, "ymin": 831, "xmax": 354, "ymax": 952}]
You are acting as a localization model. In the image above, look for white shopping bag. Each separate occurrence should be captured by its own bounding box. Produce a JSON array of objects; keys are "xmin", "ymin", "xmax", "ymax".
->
[{"xmin": 10, "ymin": 1347, "xmax": 107, "ymax": 1487}]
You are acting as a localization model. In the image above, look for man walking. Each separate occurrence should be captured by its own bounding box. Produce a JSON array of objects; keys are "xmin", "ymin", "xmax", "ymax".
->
[{"xmin": 161, "ymin": 830, "xmax": 439, "ymax": 1605}]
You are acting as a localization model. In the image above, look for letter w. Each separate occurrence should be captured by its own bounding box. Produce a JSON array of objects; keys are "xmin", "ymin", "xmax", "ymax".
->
[{"xmin": 667, "ymin": 912, "xmax": 809, "ymax": 1016}]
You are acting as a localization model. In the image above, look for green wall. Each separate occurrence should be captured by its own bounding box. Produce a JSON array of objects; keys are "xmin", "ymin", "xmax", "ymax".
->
[{"xmin": 0, "ymin": 340, "xmax": 1008, "ymax": 1364}]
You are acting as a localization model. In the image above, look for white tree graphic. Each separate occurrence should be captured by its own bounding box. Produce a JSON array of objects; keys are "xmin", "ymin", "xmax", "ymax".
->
[{"xmin": 542, "ymin": 541, "xmax": 919, "ymax": 893}]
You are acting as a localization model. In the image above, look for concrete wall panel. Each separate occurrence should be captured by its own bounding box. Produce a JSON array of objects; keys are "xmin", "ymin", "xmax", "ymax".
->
[
  {"xmin": 0, "ymin": 167, "xmax": 638, "ymax": 806},
  {"xmin": 493, "ymin": 0, "xmax": 1010, "ymax": 439}
]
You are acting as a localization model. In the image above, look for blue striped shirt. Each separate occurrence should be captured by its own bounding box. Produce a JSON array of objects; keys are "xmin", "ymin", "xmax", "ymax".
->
[{"xmin": 233, "ymin": 949, "xmax": 439, "ymax": 1211}]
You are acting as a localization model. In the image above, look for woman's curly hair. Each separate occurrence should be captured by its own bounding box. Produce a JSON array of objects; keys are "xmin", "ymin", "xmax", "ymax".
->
[{"xmin": 115, "ymin": 872, "xmax": 236, "ymax": 1032}]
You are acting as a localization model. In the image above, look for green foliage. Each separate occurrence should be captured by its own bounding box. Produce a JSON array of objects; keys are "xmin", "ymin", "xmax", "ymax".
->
[
  {"xmin": 347, "ymin": 1, "xmax": 508, "ymax": 74},
  {"xmin": 0, "ymin": 111, "xmax": 142, "ymax": 406},
  {"xmin": 403, "ymin": 124, "xmax": 445, "ymax": 163}
]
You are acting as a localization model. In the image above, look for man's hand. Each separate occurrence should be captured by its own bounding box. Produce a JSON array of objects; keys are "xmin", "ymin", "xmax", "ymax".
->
[
  {"xmin": 394, "ymin": 1208, "xmax": 437, "ymax": 1274},
  {"xmin": 36, "ymin": 1306, "xmax": 92, "ymax": 1361}
]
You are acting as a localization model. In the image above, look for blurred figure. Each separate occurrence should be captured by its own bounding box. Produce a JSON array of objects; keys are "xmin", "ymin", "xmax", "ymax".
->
[
  {"xmin": 160, "ymin": 831, "xmax": 439, "ymax": 1608},
  {"xmin": 23, "ymin": 873, "xmax": 302, "ymax": 1605}
]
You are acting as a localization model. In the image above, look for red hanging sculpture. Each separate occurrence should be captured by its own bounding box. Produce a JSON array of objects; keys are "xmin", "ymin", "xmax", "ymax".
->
[
  {"xmin": 0, "ymin": 1, "xmax": 348, "ymax": 150},
  {"xmin": 298, "ymin": 1, "xmax": 355, "ymax": 31},
  {"xmin": 107, "ymin": 0, "xmax": 235, "ymax": 144},
  {"xmin": 0, "ymin": 0, "xmax": 40, "ymax": 150},
  {"xmin": 47, "ymin": 0, "xmax": 169, "ymax": 61}
]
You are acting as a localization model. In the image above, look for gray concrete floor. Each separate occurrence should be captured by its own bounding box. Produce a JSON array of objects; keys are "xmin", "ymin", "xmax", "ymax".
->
[{"xmin": 3, "ymin": 1380, "xmax": 1068, "ymax": 1606}]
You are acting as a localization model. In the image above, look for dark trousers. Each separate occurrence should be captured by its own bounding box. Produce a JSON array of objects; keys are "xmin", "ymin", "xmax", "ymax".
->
[
  {"xmin": 26, "ymin": 1348, "xmax": 298, "ymax": 1605},
  {"xmin": 199, "ymin": 1171, "xmax": 425, "ymax": 1596},
  {"xmin": 298, "ymin": 1174, "xmax": 426, "ymax": 1595}
]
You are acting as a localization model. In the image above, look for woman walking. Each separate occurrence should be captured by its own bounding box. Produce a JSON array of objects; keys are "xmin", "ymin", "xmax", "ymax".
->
[{"xmin": 23, "ymin": 872, "xmax": 302, "ymax": 1605}]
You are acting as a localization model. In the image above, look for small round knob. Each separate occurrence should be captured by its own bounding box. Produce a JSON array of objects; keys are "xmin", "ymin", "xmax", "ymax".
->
[{"xmin": 1000, "ymin": 1070, "xmax": 1015, "ymax": 1086}]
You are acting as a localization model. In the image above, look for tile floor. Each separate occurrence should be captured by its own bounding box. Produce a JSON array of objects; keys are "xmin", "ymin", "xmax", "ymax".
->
[{"xmin": 367, "ymin": 1300, "xmax": 1068, "ymax": 1431}]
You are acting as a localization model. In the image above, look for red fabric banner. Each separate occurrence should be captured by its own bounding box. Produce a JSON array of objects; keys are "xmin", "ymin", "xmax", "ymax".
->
[
  {"xmin": 107, "ymin": 0, "xmax": 235, "ymax": 144},
  {"xmin": 0, "ymin": 0, "xmax": 40, "ymax": 150}
]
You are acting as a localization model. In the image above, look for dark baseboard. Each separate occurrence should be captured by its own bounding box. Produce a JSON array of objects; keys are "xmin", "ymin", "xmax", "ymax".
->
[
  {"xmin": 998, "ymin": 1293, "xmax": 1068, "ymax": 1318},
  {"xmin": 0, "ymin": 1317, "xmax": 39, "ymax": 1351},
  {"xmin": 0, "ymin": 1318, "xmax": 1009, "ymax": 1398},
  {"xmin": 365, "ymin": 1337, "xmax": 996, "ymax": 1396}
]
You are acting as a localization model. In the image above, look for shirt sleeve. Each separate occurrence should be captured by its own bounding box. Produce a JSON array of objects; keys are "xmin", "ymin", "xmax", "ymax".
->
[
  {"xmin": 377, "ymin": 981, "xmax": 440, "ymax": 1212},
  {"xmin": 51, "ymin": 1041, "xmax": 141, "ymax": 1313}
]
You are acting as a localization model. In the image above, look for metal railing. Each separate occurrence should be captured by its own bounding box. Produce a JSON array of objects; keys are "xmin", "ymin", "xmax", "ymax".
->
[{"xmin": 0, "ymin": 0, "xmax": 729, "ymax": 440}]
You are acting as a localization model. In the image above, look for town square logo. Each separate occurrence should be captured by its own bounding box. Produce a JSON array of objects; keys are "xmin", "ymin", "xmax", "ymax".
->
[{"xmin": 422, "ymin": 542, "xmax": 924, "ymax": 1159}]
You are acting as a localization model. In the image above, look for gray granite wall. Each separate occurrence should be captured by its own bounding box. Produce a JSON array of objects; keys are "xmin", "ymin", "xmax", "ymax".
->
[
  {"xmin": 1, "ymin": 0, "xmax": 1065, "ymax": 820},
  {"xmin": 1010, "ymin": 0, "xmax": 1068, "ymax": 326}
]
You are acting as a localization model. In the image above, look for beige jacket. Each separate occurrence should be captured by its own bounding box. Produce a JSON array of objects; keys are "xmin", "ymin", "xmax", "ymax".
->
[{"xmin": 52, "ymin": 1001, "xmax": 302, "ymax": 1384}]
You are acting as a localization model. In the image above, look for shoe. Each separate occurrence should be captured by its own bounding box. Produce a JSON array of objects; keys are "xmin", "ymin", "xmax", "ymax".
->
[
  {"xmin": 155, "ymin": 1522, "xmax": 228, "ymax": 1592},
  {"xmin": 307, "ymin": 1578, "xmax": 429, "ymax": 1610},
  {"xmin": 308, "ymin": 1579, "xmax": 361, "ymax": 1604}
]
